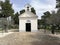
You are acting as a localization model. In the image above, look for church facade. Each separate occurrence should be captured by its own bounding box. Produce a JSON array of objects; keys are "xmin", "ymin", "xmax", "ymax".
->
[{"xmin": 19, "ymin": 4, "xmax": 38, "ymax": 32}]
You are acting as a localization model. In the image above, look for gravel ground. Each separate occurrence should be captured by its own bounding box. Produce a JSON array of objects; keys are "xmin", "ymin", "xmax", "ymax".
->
[
  {"xmin": 0, "ymin": 32, "xmax": 13, "ymax": 37},
  {"xmin": 0, "ymin": 31, "xmax": 60, "ymax": 45}
]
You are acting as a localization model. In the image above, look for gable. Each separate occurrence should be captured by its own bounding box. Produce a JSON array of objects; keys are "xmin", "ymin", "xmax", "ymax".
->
[{"xmin": 19, "ymin": 11, "xmax": 38, "ymax": 18}]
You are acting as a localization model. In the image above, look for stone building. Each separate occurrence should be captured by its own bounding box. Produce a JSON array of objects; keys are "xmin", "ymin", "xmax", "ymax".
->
[{"xmin": 19, "ymin": 4, "xmax": 38, "ymax": 32}]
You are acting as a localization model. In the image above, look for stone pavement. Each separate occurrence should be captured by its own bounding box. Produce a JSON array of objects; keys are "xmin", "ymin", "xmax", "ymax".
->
[{"xmin": 0, "ymin": 30, "xmax": 60, "ymax": 45}]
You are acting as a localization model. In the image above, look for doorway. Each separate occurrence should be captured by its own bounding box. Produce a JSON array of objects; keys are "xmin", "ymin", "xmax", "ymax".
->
[{"xmin": 26, "ymin": 23, "xmax": 31, "ymax": 32}]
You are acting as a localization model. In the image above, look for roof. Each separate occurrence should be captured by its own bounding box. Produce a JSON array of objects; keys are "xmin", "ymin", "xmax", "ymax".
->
[{"xmin": 19, "ymin": 11, "xmax": 38, "ymax": 18}]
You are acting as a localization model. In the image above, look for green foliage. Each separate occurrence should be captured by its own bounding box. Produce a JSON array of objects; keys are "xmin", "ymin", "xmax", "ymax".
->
[
  {"xmin": 1, "ymin": 0, "xmax": 14, "ymax": 18},
  {"xmin": 56, "ymin": 0, "xmax": 60, "ymax": 2},
  {"xmin": 39, "ymin": 0, "xmax": 60, "ymax": 31},
  {"xmin": 56, "ymin": 0, "xmax": 60, "ymax": 8},
  {"xmin": 43, "ymin": 11, "xmax": 51, "ymax": 17},
  {"xmin": 57, "ymin": 9, "xmax": 60, "ymax": 14},
  {"xmin": 9, "ymin": 25, "xmax": 19, "ymax": 29},
  {"xmin": 20, "ymin": 9, "xmax": 25, "ymax": 14},
  {"xmin": 41, "ymin": 11, "xmax": 51, "ymax": 24},
  {"xmin": 55, "ymin": 0, "xmax": 60, "ymax": 25},
  {"xmin": 20, "ymin": 7, "xmax": 36, "ymax": 15},
  {"xmin": 40, "ymin": 11, "xmax": 51, "ymax": 29},
  {"xmin": 0, "ymin": 1, "xmax": 3, "ymax": 5},
  {"xmin": 42, "ymin": 11, "xmax": 51, "ymax": 19},
  {"xmin": 56, "ymin": 3, "xmax": 60, "ymax": 8},
  {"xmin": 13, "ymin": 12, "xmax": 19, "ymax": 25},
  {"xmin": 38, "ymin": 19, "xmax": 45, "ymax": 29},
  {"xmin": 0, "ymin": 13, "xmax": 2, "ymax": 18},
  {"xmin": 31, "ymin": 7, "xmax": 36, "ymax": 14}
]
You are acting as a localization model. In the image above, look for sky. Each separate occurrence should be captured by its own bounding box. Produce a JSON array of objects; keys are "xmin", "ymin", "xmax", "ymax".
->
[{"xmin": 1, "ymin": 0, "xmax": 56, "ymax": 19}]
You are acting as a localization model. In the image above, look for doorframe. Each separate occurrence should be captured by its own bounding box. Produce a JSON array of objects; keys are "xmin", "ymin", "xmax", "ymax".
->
[{"xmin": 25, "ymin": 23, "xmax": 31, "ymax": 32}]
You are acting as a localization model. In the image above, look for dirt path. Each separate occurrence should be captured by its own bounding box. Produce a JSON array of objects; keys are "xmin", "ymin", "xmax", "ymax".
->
[{"xmin": 0, "ymin": 31, "xmax": 60, "ymax": 45}]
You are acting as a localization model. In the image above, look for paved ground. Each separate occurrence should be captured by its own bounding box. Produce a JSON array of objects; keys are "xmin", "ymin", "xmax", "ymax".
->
[{"xmin": 0, "ymin": 30, "xmax": 60, "ymax": 45}]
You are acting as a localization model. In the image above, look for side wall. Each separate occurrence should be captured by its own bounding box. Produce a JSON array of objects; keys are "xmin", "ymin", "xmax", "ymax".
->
[{"xmin": 31, "ymin": 19, "xmax": 38, "ymax": 32}]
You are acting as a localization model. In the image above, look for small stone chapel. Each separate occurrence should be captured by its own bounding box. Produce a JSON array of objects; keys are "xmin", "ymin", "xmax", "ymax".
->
[{"xmin": 19, "ymin": 4, "xmax": 38, "ymax": 32}]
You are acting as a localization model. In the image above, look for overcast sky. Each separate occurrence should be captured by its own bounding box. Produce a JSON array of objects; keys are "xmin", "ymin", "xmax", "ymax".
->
[{"xmin": 2, "ymin": 0, "xmax": 56, "ymax": 19}]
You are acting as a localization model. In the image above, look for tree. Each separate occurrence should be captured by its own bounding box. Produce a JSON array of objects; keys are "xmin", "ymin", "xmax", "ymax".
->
[
  {"xmin": 13, "ymin": 12, "xmax": 19, "ymax": 25},
  {"xmin": 41, "ymin": 11, "xmax": 51, "ymax": 24},
  {"xmin": 53, "ymin": 0, "xmax": 60, "ymax": 25},
  {"xmin": 31, "ymin": 7, "xmax": 36, "ymax": 14},
  {"xmin": 38, "ymin": 19, "xmax": 45, "ymax": 29},
  {"xmin": 1, "ymin": 0, "xmax": 14, "ymax": 18},
  {"xmin": 41, "ymin": 11, "xmax": 51, "ymax": 29},
  {"xmin": 20, "ymin": 7, "xmax": 36, "ymax": 14},
  {"xmin": 0, "ymin": 1, "xmax": 3, "ymax": 17},
  {"xmin": 20, "ymin": 9, "xmax": 25, "ymax": 14},
  {"xmin": 46, "ymin": 11, "xmax": 56, "ymax": 24},
  {"xmin": 56, "ymin": 0, "xmax": 60, "ymax": 8},
  {"xmin": 0, "ymin": 13, "xmax": 2, "ymax": 18}
]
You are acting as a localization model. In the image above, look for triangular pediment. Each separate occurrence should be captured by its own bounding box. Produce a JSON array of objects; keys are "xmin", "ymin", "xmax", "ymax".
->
[{"xmin": 19, "ymin": 11, "xmax": 38, "ymax": 18}]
